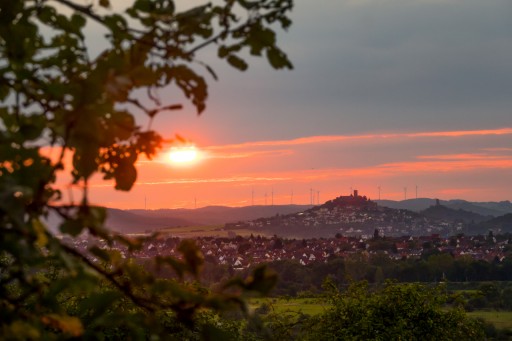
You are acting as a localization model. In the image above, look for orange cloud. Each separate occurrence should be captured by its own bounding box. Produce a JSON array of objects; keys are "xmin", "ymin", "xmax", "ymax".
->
[
  {"xmin": 206, "ymin": 127, "xmax": 512, "ymax": 150},
  {"xmin": 203, "ymin": 149, "xmax": 294, "ymax": 160},
  {"xmin": 416, "ymin": 153, "xmax": 510, "ymax": 160},
  {"xmin": 90, "ymin": 176, "xmax": 292, "ymax": 187},
  {"xmin": 120, "ymin": 156, "xmax": 512, "ymax": 190}
]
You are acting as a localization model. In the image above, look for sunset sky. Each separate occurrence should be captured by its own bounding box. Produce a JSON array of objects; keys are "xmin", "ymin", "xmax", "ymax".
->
[{"xmin": 82, "ymin": 0, "xmax": 512, "ymax": 209}]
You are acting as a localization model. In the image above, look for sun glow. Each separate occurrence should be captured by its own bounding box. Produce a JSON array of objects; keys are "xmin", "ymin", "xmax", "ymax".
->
[{"xmin": 168, "ymin": 146, "xmax": 199, "ymax": 164}]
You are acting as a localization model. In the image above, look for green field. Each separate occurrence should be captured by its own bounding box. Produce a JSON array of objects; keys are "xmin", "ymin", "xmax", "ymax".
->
[
  {"xmin": 251, "ymin": 297, "xmax": 512, "ymax": 331},
  {"xmin": 157, "ymin": 225, "xmax": 269, "ymax": 238},
  {"xmin": 250, "ymin": 297, "xmax": 329, "ymax": 316},
  {"xmin": 467, "ymin": 311, "xmax": 512, "ymax": 330}
]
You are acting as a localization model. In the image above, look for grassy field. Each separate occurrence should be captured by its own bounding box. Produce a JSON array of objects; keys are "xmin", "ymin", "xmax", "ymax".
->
[
  {"xmin": 157, "ymin": 225, "xmax": 269, "ymax": 238},
  {"xmin": 467, "ymin": 311, "xmax": 512, "ymax": 329},
  {"xmin": 250, "ymin": 297, "xmax": 512, "ymax": 331},
  {"xmin": 250, "ymin": 297, "xmax": 329, "ymax": 316}
]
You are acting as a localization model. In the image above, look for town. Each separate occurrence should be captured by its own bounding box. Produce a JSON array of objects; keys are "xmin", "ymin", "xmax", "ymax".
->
[
  {"xmin": 65, "ymin": 229, "xmax": 511, "ymax": 270},
  {"xmin": 62, "ymin": 191, "xmax": 512, "ymax": 270}
]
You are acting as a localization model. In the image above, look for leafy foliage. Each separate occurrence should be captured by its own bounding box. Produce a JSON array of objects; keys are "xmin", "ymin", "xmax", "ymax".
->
[
  {"xmin": 302, "ymin": 280, "xmax": 485, "ymax": 340},
  {"xmin": 0, "ymin": 0, "xmax": 292, "ymax": 338}
]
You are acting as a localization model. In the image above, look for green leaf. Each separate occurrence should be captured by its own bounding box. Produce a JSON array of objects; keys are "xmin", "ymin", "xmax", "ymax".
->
[
  {"xmin": 77, "ymin": 291, "xmax": 121, "ymax": 320},
  {"xmin": 89, "ymin": 206, "xmax": 107, "ymax": 227},
  {"xmin": 245, "ymin": 265, "xmax": 278, "ymax": 295},
  {"xmin": 177, "ymin": 240, "xmax": 204, "ymax": 277},
  {"xmin": 114, "ymin": 161, "xmax": 137, "ymax": 191},
  {"xmin": 70, "ymin": 14, "xmax": 86, "ymax": 31},
  {"xmin": 0, "ymin": 84, "xmax": 10, "ymax": 101},
  {"xmin": 163, "ymin": 65, "xmax": 208, "ymax": 114},
  {"xmin": 226, "ymin": 55, "xmax": 248, "ymax": 71},
  {"xmin": 60, "ymin": 219, "xmax": 85, "ymax": 237},
  {"xmin": 72, "ymin": 145, "xmax": 99, "ymax": 181},
  {"xmin": 32, "ymin": 218, "xmax": 48, "ymax": 247},
  {"xmin": 89, "ymin": 246, "xmax": 110, "ymax": 262},
  {"xmin": 104, "ymin": 14, "xmax": 128, "ymax": 34},
  {"xmin": 99, "ymin": 0, "xmax": 111, "ymax": 8},
  {"xmin": 201, "ymin": 325, "xmax": 234, "ymax": 340},
  {"xmin": 266, "ymin": 47, "xmax": 293, "ymax": 70}
]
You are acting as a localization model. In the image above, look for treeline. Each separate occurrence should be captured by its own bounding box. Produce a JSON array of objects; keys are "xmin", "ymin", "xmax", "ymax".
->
[
  {"xmin": 191, "ymin": 252, "xmax": 512, "ymax": 302},
  {"xmin": 266, "ymin": 253, "xmax": 512, "ymax": 296}
]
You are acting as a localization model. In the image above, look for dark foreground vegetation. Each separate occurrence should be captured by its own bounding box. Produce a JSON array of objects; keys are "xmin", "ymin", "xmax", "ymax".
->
[{"xmin": 1, "ymin": 1, "xmax": 510, "ymax": 339}]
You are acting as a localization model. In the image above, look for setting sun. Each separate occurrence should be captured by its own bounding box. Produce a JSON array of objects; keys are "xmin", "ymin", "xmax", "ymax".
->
[{"xmin": 168, "ymin": 146, "xmax": 199, "ymax": 164}]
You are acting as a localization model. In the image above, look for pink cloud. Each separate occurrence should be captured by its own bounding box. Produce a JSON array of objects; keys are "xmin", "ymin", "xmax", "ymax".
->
[
  {"xmin": 416, "ymin": 153, "xmax": 510, "ymax": 160},
  {"xmin": 90, "ymin": 176, "xmax": 292, "ymax": 187},
  {"xmin": 203, "ymin": 149, "xmax": 294, "ymax": 160},
  {"xmin": 206, "ymin": 127, "xmax": 512, "ymax": 150}
]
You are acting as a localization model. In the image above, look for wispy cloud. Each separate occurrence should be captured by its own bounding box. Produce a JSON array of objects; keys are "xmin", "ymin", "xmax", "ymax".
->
[
  {"xmin": 90, "ymin": 176, "xmax": 291, "ymax": 187},
  {"xmin": 128, "ymin": 156, "xmax": 512, "ymax": 189},
  {"xmin": 206, "ymin": 127, "xmax": 512, "ymax": 150},
  {"xmin": 479, "ymin": 147, "xmax": 512, "ymax": 152},
  {"xmin": 416, "ymin": 153, "xmax": 510, "ymax": 160},
  {"xmin": 203, "ymin": 149, "xmax": 294, "ymax": 160}
]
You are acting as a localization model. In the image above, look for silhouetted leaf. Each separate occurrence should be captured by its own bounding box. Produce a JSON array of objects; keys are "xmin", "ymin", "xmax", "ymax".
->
[
  {"xmin": 227, "ymin": 54, "xmax": 248, "ymax": 71},
  {"xmin": 114, "ymin": 161, "xmax": 137, "ymax": 191},
  {"xmin": 60, "ymin": 219, "xmax": 85, "ymax": 237},
  {"xmin": 178, "ymin": 240, "xmax": 204, "ymax": 277}
]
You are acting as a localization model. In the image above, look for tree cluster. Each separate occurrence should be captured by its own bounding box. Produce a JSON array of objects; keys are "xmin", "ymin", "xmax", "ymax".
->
[{"xmin": 1, "ymin": 0, "xmax": 292, "ymax": 338}]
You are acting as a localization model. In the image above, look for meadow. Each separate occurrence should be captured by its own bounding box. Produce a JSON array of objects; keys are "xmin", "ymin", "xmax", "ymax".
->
[
  {"xmin": 250, "ymin": 297, "xmax": 512, "ymax": 332},
  {"xmin": 158, "ymin": 225, "xmax": 266, "ymax": 238},
  {"xmin": 250, "ymin": 297, "xmax": 329, "ymax": 316},
  {"xmin": 467, "ymin": 311, "xmax": 512, "ymax": 330}
]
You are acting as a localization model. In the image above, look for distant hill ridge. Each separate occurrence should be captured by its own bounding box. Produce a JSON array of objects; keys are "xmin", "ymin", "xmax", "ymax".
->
[
  {"xmin": 475, "ymin": 213, "xmax": 512, "ymax": 234},
  {"xmin": 419, "ymin": 201, "xmax": 490, "ymax": 223},
  {"xmin": 375, "ymin": 198, "xmax": 512, "ymax": 217},
  {"xmin": 45, "ymin": 196, "xmax": 512, "ymax": 235},
  {"xmin": 224, "ymin": 193, "xmax": 512, "ymax": 238},
  {"xmin": 46, "ymin": 205, "xmax": 313, "ymax": 234}
]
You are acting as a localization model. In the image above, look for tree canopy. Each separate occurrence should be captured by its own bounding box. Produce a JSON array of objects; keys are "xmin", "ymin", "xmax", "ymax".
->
[
  {"xmin": 302, "ymin": 280, "xmax": 485, "ymax": 341},
  {"xmin": 0, "ymin": 0, "xmax": 292, "ymax": 338}
]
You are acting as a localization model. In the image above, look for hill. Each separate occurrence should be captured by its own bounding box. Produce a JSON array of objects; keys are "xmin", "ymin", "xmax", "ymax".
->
[
  {"xmin": 227, "ymin": 193, "xmax": 432, "ymax": 238},
  {"xmin": 105, "ymin": 208, "xmax": 193, "ymax": 234},
  {"xmin": 476, "ymin": 213, "xmax": 512, "ymax": 234},
  {"xmin": 45, "ymin": 208, "xmax": 194, "ymax": 235},
  {"xmin": 45, "ymin": 205, "xmax": 313, "ymax": 234},
  {"xmin": 128, "ymin": 205, "xmax": 312, "ymax": 226},
  {"xmin": 375, "ymin": 199, "xmax": 512, "ymax": 217},
  {"xmin": 226, "ymin": 194, "xmax": 512, "ymax": 238},
  {"xmin": 420, "ymin": 203, "xmax": 490, "ymax": 223}
]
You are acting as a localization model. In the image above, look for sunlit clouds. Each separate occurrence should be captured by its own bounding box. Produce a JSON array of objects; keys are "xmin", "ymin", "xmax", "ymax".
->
[
  {"xmin": 205, "ymin": 128, "xmax": 512, "ymax": 150},
  {"xmin": 81, "ymin": 127, "xmax": 512, "ymax": 208}
]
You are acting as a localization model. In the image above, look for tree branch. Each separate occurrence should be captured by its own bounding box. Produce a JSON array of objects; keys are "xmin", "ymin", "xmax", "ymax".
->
[
  {"xmin": 59, "ymin": 241, "xmax": 157, "ymax": 313},
  {"xmin": 184, "ymin": 6, "xmax": 292, "ymax": 57}
]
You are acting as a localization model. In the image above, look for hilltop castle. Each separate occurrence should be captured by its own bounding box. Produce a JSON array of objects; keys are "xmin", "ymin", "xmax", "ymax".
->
[{"xmin": 322, "ymin": 190, "xmax": 377, "ymax": 209}]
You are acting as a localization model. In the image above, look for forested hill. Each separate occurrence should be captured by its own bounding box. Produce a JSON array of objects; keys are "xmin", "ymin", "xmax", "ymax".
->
[
  {"xmin": 420, "ymin": 204, "xmax": 491, "ymax": 223},
  {"xmin": 475, "ymin": 213, "xmax": 512, "ymax": 233}
]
